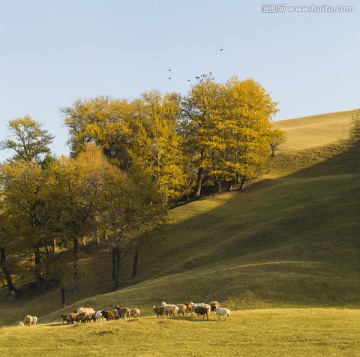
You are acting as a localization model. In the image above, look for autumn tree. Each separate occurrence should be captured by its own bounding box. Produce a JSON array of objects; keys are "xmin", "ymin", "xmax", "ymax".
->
[
  {"xmin": 128, "ymin": 91, "xmax": 190, "ymax": 204},
  {"xmin": 47, "ymin": 144, "xmax": 108, "ymax": 292},
  {"xmin": 180, "ymin": 79, "xmax": 222, "ymax": 197},
  {"xmin": 269, "ymin": 128, "xmax": 286, "ymax": 157},
  {"xmin": 0, "ymin": 116, "xmax": 54, "ymax": 163},
  {"xmin": 62, "ymin": 97, "xmax": 133, "ymax": 165},
  {"xmin": 180, "ymin": 77, "xmax": 278, "ymax": 195},
  {"xmin": 0, "ymin": 210, "xmax": 19, "ymax": 295},
  {"xmin": 0, "ymin": 160, "xmax": 52, "ymax": 294},
  {"xmin": 222, "ymin": 77, "xmax": 279, "ymax": 190}
]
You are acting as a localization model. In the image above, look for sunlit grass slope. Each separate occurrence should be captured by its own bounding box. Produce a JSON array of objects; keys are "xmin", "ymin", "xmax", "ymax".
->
[
  {"xmin": 1, "ymin": 309, "xmax": 359, "ymax": 357},
  {"xmin": 273, "ymin": 109, "xmax": 356, "ymax": 151}
]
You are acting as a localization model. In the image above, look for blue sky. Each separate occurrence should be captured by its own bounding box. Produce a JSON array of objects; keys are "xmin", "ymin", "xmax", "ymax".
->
[{"xmin": 1, "ymin": 0, "xmax": 359, "ymax": 161}]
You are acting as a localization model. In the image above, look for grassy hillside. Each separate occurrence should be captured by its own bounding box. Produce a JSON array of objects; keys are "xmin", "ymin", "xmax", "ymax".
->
[
  {"xmin": 0, "ymin": 110, "xmax": 359, "ymax": 328},
  {"xmin": 273, "ymin": 109, "xmax": 356, "ymax": 151}
]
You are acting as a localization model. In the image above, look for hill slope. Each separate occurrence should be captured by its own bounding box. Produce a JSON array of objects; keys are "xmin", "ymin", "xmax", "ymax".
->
[
  {"xmin": 273, "ymin": 109, "xmax": 356, "ymax": 151},
  {"xmin": 1, "ymin": 110, "xmax": 359, "ymax": 325}
]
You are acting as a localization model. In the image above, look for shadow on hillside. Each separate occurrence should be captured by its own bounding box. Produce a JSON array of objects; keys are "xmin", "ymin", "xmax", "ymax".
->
[{"xmin": 131, "ymin": 140, "xmax": 360, "ymax": 306}]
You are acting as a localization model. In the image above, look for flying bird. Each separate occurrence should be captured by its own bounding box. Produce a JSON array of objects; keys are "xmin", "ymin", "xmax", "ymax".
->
[
  {"xmin": 168, "ymin": 69, "xmax": 171, "ymax": 71},
  {"xmin": 169, "ymin": 77, "xmax": 171, "ymax": 79},
  {"xmin": 220, "ymin": 48, "xmax": 223, "ymax": 51}
]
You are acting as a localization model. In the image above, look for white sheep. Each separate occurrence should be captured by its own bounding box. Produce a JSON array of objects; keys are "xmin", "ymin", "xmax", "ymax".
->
[
  {"xmin": 94, "ymin": 310, "xmax": 103, "ymax": 321},
  {"xmin": 176, "ymin": 304, "xmax": 187, "ymax": 316},
  {"xmin": 215, "ymin": 307, "xmax": 231, "ymax": 321},
  {"xmin": 130, "ymin": 308, "xmax": 140, "ymax": 317},
  {"xmin": 24, "ymin": 315, "xmax": 36, "ymax": 326},
  {"xmin": 75, "ymin": 307, "xmax": 95, "ymax": 314},
  {"xmin": 160, "ymin": 302, "xmax": 179, "ymax": 316}
]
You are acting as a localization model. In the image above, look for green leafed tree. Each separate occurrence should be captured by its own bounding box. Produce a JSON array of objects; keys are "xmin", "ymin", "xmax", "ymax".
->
[{"xmin": 0, "ymin": 116, "xmax": 54, "ymax": 163}]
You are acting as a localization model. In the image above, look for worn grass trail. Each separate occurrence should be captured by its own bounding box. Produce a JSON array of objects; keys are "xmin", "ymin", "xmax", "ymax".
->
[{"xmin": 0, "ymin": 309, "xmax": 359, "ymax": 356}]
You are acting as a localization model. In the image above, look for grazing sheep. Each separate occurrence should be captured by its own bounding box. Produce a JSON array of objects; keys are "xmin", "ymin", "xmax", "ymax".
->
[
  {"xmin": 94, "ymin": 311, "xmax": 103, "ymax": 321},
  {"xmin": 76, "ymin": 312, "xmax": 92, "ymax": 323},
  {"xmin": 18, "ymin": 321, "xmax": 25, "ymax": 326},
  {"xmin": 215, "ymin": 307, "xmax": 231, "ymax": 321},
  {"xmin": 160, "ymin": 302, "xmax": 179, "ymax": 316},
  {"xmin": 61, "ymin": 314, "xmax": 68, "ymax": 324},
  {"xmin": 130, "ymin": 308, "xmax": 140, "ymax": 318},
  {"xmin": 24, "ymin": 315, "xmax": 36, "ymax": 326},
  {"xmin": 209, "ymin": 301, "xmax": 219, "ymax": 314},
  {"xmin": 75, "ymin": 307, "xmax": 95, "ymax": 314},
  {"xmin": 101, "ymin": 310, "xmax": 116, "ymax": 321},
  {"xmin": 116, "ymin": 306, "xmax": 130, "ymax": 319},
  {"xmin": 194, "ymin": 306, "xmax": 210, "ymax": 320},
  {"xmin": 101, "ymin": 310, "xmax": 115, "ymax": 321},
  {"xmin": 61, "ymin": 313, "xmax": 77, "ymax": 324},
  {"xmin": 111, "ymin": 309, "xmax": 120, "ymax": 319},
  {"xmin": 190, "ymin": 302, "xmax": 204, "ymax": 311},
  {"xmin": 68, "ymin": 313, "xmax": 77, "ymax": 324},
  {"xmin": 176, "ymin": 304, "xmax": 187, "ymax": 316},
  {"xmin": 153, "ymin": 305, "xmax": 165, "ymax": 317},
  {"xmin": 184, "ymin": 303, "xmax": 193, "ymax": 314}
]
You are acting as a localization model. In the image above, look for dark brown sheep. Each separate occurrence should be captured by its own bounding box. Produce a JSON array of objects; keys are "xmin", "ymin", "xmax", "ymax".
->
[
  {"xmin": 195, "ymin": 306, "xmax": 209, "ymax": 320},
  {"xmin": 61, "ymin": 313, "xmax": 77, "ymax": 324},
  {"xmin": 101, "ymin": 310, "xmax": 116, "ymax": 321},
  {"xmin": 76, "ymin": 312, "xmax": 92, "ymax": 323},
  {"xmin": 209, "ymin": 301, "xmax": 219, "ymax": 314},
  {"xmin": 153, "ymin": 305, "xmax": 165, "ymax": 317},
  {"xmin": 61, "ymin": 314, "xmax": 68, "ymax": 324}
]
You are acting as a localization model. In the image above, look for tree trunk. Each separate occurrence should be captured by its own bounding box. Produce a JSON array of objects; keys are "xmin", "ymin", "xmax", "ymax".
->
[
  {"xmin": 73, "ymin": 237, "xmax": 80, "ymax": 293},
  {"xmin": 132, "ymin": 249, "xmax": 139, "ymax": 278},
  {"xmin": 113, "ymin": 246, "xmax": 121, "ymax": 290},
  {"xmin": 239, "ymin": 176, "xmax": 247, "ymax": 191},
  {"xmin": 34, "ymin": 245, "xmax": 45, "ymax": 295},
  {"xmin": 61, "ymin": 287, "xmax": 67, "ymax": 307},
  {"xmin": 0, "ymin": 247, "xmax": 19, "ymax": 295},
  {"xmin": 195, "ymin": 167, "xmax": 204, "ymax": 198},
  {"xmin": 52, "ymin": 238, "xmax": 57, "ymax": 254},
  {"xmin": 112, "ymin": 248, "xmax": 117, "ymax": 279},
  {"xmin": 216, "ymin": 180, "xmax": 222, "ymax": 194}
]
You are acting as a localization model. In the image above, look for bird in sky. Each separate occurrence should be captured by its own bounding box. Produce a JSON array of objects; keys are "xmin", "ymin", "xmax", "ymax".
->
[
  {"xmin": 168, "ymin": 69, "xmax": 171, "ymax": 71},
  {"xmin": 220, "ymin": 48, "xmax": 223, "ymax": 51},
  {"xmin": 169, "ymin": 77, "xmax": 171, "ymax": 79}
]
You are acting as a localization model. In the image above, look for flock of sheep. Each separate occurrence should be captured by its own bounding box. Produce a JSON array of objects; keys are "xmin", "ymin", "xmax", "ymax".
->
[
  {"xmin": 154, "ymin": 301, "xmax": 231, "ymax": 320},
  {"xmin": 20, "ymin": 300, "xmax": 231, "ymax": 327},
  {"xmin": 59, "ymin": 300, "xmax": 231, "ymax": 325}
]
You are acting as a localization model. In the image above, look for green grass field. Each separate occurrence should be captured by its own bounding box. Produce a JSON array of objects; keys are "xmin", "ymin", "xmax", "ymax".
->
[
  {"xmin": 0, "ymin": 109, "xmax": 359, "ymax": 356},
  {"xmin": 1, "ymin": 309, "xmax": 360, "ymax": 357}
]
